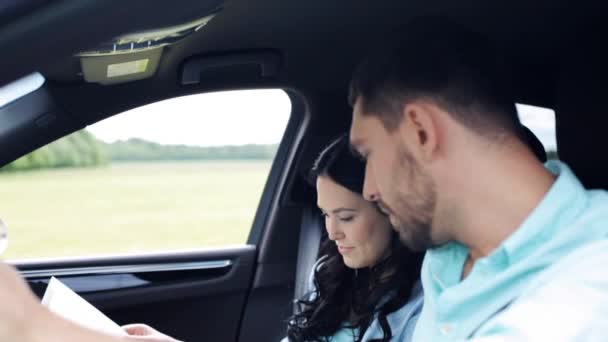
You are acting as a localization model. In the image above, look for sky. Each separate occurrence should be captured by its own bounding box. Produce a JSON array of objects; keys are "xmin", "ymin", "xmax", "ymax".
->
[
  {"xmin": 86, "ymin": 90, "xmax": 557, "ymax": 151},
  {"xmin": 86, "ymin": 89, "xmax": 292, "ymax": 146}
]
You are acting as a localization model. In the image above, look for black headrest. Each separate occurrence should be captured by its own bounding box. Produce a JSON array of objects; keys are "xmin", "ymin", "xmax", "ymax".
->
[
  {"xmin": 555, "ymin": 22, "xmax": 608, "ymax": 189},
  {"xmin": 521, "ymin": 124, "xmax": 547, "ymax": 163}
]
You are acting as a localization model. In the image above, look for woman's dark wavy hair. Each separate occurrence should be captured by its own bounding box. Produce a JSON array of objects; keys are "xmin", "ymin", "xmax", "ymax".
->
[{"xmin": 286, "ymin": 134, "xmax": 423, "ymax": 342}]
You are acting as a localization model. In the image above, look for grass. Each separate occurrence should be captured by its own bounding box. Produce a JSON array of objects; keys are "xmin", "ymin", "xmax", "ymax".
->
[{"xmin": 0, "ymin": 161, "xmax": 272, "ymax": 260}]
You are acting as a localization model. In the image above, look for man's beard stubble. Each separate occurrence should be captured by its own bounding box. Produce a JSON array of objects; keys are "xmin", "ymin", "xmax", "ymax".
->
[{"xmin": 391, "ymin": 144, "xmax": 437, "ymax": 252}]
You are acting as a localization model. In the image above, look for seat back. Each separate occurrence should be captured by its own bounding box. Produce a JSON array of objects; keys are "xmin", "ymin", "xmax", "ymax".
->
[{"xmin": 555, "ymin": 23, "xmax": 608, "ymax": 189}]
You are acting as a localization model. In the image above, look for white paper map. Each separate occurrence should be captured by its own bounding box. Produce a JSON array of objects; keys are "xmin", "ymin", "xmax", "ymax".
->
[{"xmin": 41, "ymin": 276, "xmax": 126, "ymax": 336}]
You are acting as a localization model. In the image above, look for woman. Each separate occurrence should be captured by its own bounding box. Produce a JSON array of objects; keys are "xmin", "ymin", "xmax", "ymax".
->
[{"xmin": 284, "ymin": 134, "xmax": 423, "ymax": 342}]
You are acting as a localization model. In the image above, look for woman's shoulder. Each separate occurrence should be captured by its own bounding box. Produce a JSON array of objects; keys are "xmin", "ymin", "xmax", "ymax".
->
[
  {"xmin": 385, "ymin": 279, "xmax": 424, "ymax": 340},
  {"xmin": 382, "ymin": 279, "xmax": 423, "ymax": 320},
  {"xmin": 361, "ymin": 279, "xmax": 424, "ymax": 341}
]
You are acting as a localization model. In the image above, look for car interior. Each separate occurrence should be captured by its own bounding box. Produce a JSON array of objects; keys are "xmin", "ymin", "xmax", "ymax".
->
[{"xmin": 0, "ymin": 0, "xmax": 606, "ymax": 341}]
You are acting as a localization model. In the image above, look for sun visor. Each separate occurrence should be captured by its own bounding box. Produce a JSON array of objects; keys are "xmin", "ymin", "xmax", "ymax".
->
[
  {"xmin": 77, "ymin": 14, "xmax": 216, "ymax": 85},
  {"xmin": 80, "ymin": 48, "xmax": 163, "ymax": 85}
]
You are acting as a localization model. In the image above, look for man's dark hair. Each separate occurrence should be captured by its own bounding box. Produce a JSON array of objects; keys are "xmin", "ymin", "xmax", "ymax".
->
[{"xmin": 349, "ymin": 17, "xmax": 521, "ymax": 137}]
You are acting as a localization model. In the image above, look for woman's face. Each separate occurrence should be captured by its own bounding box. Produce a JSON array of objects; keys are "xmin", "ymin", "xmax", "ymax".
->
[{"xmin": 316, "ymin": 175, "xmax": 393, "ymax": 269}]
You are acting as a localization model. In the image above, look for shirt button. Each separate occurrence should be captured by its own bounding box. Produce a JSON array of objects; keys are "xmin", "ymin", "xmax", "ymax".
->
[{"xmin": 440, "ymin": 324, "xmax": 453, "ymax": 335}]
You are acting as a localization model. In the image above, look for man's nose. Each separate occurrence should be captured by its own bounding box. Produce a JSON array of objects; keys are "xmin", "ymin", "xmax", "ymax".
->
[{"xmin": 363, "ymin": 164, "xmax": 380, "ymax": 202}]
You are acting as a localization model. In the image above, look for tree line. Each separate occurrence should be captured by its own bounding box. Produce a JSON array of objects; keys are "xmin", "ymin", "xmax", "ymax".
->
[
  {"xmin": 108, "ymin": 138, "xmax": 277, "ymax": 161},
  {"xmin": 2, "ymin": 130, "xmax": 108, "ymax": 172},
  {"xmin": 2, "ymin": 130, "xmax": 278, "ymax": 172},
  {"xmin": 1, "ymin": 129, "xmax": 557, "ymax": 172}
]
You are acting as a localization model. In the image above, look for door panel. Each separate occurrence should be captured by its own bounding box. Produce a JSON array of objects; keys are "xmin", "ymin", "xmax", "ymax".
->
[{"xmin": 17, "ymin": 245, "xmax": 256, "ymax": 342}]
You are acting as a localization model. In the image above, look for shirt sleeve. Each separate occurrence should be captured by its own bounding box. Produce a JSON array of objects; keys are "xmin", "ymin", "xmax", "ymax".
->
[{"xmin": 469, "ymin": 240, "xmax": 608, "ymax": 342}]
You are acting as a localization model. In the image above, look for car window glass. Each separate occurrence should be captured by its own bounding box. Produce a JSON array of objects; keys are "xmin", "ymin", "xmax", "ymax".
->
[
  {"xmin": 517, "ymin": 103, "xmax": 557, "ymax": 159},
  {"xmin": 1, "ymin": 89, "xmax": 291, "ymax": 260}
]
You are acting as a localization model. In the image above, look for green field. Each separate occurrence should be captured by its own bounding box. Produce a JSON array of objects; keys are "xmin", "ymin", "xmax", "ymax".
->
[{"xmin": 0, "ymin": 161, "xmax": 272, "ymax": 260}]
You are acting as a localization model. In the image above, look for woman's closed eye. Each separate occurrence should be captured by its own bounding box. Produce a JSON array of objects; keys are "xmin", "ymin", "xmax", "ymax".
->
[
  {"xmin": 319, "ymin": 208, "xmax": 357, "ymax": 222},
  {"xmin": 338, "ymin": 216, "xmax": 355, "ymax": 222}
]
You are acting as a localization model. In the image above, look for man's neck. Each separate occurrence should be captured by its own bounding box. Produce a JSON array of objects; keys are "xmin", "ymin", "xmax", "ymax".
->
[{"xmin": 452, "ymin": 146, "xmax": 556, "ymax": 280}]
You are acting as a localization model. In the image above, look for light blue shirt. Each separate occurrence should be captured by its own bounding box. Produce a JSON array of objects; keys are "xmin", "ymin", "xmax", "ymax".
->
[
  {"xmin": 413, "ymin": 161, "xmax": 608, "ymax": 341},
  {"xmin": 282, "ymin": 258, "xmax": 424, "ymax": 341}
]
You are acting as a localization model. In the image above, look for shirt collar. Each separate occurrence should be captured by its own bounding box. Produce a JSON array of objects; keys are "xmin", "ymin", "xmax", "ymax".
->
[{"xmin": 426, "ymin": 241, "xmax": 468, "ymax": 291}]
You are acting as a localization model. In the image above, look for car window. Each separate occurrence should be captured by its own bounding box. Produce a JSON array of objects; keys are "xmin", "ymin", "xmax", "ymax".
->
[
  {"xmin": 0, "ymin": 89, "xmax": 291, "ymax": 260},
  {"xmin": 517, "ymin": 103, "xmax": 557, "ymax": 160}
]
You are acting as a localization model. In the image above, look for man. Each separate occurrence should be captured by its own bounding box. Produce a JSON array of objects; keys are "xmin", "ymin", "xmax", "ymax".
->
[{"xmin": 348, "ymin": 18, "xmax": 608, "ymax": 341}]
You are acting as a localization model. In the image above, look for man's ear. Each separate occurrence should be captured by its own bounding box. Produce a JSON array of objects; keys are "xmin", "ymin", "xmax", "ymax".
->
[{"xmin": 399, "ymin": 101, "xmax": 440, "ymax": 162}]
